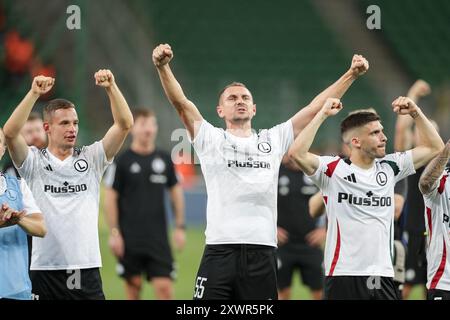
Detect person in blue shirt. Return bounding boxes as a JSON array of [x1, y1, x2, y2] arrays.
[[0, 128, 46, 300]]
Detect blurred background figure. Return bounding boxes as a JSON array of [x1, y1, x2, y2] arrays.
[[103, 109, 185, 300], [3, 112, 47, 177], [277, 155, 326, 300]]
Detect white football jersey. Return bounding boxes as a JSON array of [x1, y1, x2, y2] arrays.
[[190, 119, 294, 247], [17, 141, 111, 270], [308, 151, 415, 277], [422, 167, 450, 291]]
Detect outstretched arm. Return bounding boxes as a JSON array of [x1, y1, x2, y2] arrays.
[[97, 69, 134, 162], [153, 44, 203, 139], [3, 76, 55, 167], [391, 97, 444, 170], [290, 55, 368, 137], [394, 80, 431, 151], [288, 98, 343, 175], [419, 139, 450, 195]]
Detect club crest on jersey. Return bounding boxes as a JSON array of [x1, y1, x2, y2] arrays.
[[152, 158, 166, 174], [376, 172, 388, 186], [258, 142, 272, 153], [130, 162, 141, 174], [74, 159, 88, 173]]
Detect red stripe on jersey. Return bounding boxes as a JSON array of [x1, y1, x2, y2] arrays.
[[430, 237, 447, 289], [426, 207, 433, 243], [325, 159, 341, 178], [328, 220, 341, 276], [323, 196, 328, 205], [438, 175, 448, 194]]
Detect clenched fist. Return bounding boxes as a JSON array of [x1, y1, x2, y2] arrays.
[[152, 44, 173, 67], [349, 54, 369, 78], [94, 69, 115, 88], [408, 79, 431, 99], [31, 76, 55, 95], [321, 98, 343, 117], [392, 96, 420, 117]]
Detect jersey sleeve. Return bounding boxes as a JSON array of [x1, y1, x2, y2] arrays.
[[306, 155, 340, 191], [269, 120, 294, 155], [20, 179, 41, 215], [111, 160, 125, 193], [85, 141, 113, 180], [394, 176, 408, 199], [382, 151, 416, 183], [15, 147, 38, 182], [165, 154, 179, 188], [102, 162, 117, 188], [189, 120, 222, 156]]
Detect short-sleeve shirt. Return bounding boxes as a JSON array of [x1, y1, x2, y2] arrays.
[[16, 142, 111, 270], [422, 166, 450, 291], [308, 151, 415, 277], [104, 149, 178, 254], [190, 119, 294, 247]]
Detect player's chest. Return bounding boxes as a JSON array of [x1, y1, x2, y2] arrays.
[[125, 157, 168, 185], [38, 157, 92, 183]]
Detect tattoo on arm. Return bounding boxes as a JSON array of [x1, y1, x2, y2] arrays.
[[410, 111, 419, 119], [420, 151, 450, 194]]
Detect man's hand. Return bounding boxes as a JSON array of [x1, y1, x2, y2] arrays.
[[408, 79, 431, 100], [108, 229, 124, 258], [392, 96, 420, 117], [320, 98, 343, 117], [31, 76, 55, 95], [277, 227, 289, 246], [349, 54, 369, 78], [94, 69, 115, 88], [173, 227, 186, 252], [305, 227, 327, 248], [0, 203, 26, 227], [152, 44, 173, 67]]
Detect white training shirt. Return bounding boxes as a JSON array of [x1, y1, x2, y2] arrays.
[[16, 141, 111, 270], [422, 167, 450, 291], [190, 119, 294, 247], [308, 151, 415, 277]]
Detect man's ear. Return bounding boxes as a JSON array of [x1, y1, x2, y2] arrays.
[[217, 105, 224, 119], [351, 136, 361, 149], [43, 122, 50, 133]]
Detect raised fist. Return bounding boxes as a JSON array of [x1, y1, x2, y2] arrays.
[[408, 79, 431, 99], [152, 44, 173, 67], [94, 69, 115, 88], [31, 76, 55, 95], [321, 98, 343, 116], [392, 96, 419, 116], [350, 54, 369, 77]]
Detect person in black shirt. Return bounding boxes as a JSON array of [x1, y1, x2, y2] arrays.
[[277, 155, 325, 300], [104, 109, 185, 300]]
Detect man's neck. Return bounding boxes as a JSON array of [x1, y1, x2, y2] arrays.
[[349, 151, 375, 170], [47, 145, 73, 161], [225, 120, 253, 138], [131, 141, 155, 155]]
